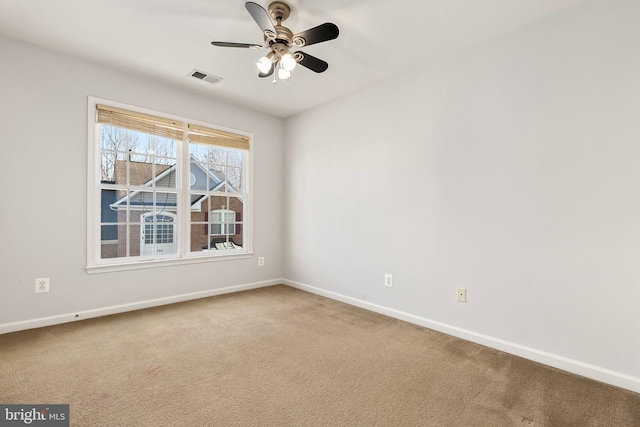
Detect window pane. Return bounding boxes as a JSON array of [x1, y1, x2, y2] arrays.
[[99, 125, 128, 182], [156, 191, 177, 213], [155, 137, 177, 159], [101, 189, 119, 225], [231, 230, 243, 248], [129, 191, 153, 221], [100, 151, 115, 182], [154, 157, 177, 188], [150, 135, 177, 188], [110, 152, 128, 185], [227, 167, 242, 192], [210, 196, 227, 211], [228, 196, 243, 245], [129, 224, 141, 257], [128, 158, 154, 185], [100, 125, 129, 152], [100, 225, 119, 259], [191, 224, 210, 252], [100, 127, 129, 183], [208, 165, 226, 191], [189, 162, 207, 191], [189, 193, 208, 216], [227, 149, 243, 168], [189, 144, 208, 163], [228, 196, 243, 219], [208, 146, 226, 165], [126, 129, 149, 154]]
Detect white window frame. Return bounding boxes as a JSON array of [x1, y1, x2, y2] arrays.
[[86, 97, 253, 273]]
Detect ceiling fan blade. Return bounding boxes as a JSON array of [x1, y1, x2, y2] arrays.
[[211, 41, 263, 49], [295, 52, 329, 73], [293, 23, 339, 47], [245, 2, 276, 36], [259, 61, 275, 78]]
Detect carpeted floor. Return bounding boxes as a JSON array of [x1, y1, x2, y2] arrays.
[[1, 285, 639, 426]]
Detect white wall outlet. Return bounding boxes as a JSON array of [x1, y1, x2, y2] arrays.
[[258, 257, 265, 267], [457, 287, 467, 303], [384, 274, 393, 287], [35, 278, 50, 293]]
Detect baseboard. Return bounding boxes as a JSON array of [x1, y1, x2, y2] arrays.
[[283, 279, 640, 394], [0, 279, 282, 335]]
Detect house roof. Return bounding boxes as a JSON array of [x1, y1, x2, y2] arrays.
[[109, 158, 238, 210], [115, 161, 172, 186]]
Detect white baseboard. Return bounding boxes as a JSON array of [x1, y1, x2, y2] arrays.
[[0, 279, 281, 335], [283, 279, 640, 394]]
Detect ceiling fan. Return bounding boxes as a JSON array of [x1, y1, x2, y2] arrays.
[[211, 1, 339, 82]]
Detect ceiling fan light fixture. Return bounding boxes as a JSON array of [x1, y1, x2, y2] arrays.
[[281, 52, 297, 71], [256, 51, 276, 73], [277, 68, 291, 81], [256, 57, 271, 73]]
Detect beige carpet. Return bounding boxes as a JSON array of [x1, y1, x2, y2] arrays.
[[1, 285, 639, 426]]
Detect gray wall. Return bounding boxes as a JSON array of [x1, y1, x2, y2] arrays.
[[283, 0, 640, 381], [0, 36, 284, 323]]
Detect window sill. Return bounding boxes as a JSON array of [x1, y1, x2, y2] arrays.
[[86, 252, 254, 274]]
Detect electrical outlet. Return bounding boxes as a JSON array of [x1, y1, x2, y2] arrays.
[[35, 278, 50, 293], [258, 257, 265, 267], [457, 287, 467, 303], [385, 274, 393, 287]]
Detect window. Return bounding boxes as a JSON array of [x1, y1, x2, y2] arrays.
[[87, 98, 251, 271], [210, 209, 236, 236]]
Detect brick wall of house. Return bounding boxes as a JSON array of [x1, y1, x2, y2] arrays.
[[101, 242, 118, 259]]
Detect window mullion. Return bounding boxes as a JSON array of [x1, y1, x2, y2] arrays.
[[178, 123, 190, 258]]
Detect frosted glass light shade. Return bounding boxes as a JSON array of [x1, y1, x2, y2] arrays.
[[281, 53, 296, 71], [278, 68, 291, 80], [256, 56, 272, 73]]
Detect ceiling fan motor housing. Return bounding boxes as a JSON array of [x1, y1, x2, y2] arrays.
[[268, 1, 291, 22], [267, 25, 293, 46]]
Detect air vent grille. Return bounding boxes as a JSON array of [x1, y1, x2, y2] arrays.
[[189, 69, 223, 85]]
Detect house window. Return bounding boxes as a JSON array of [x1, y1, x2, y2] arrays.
[[210, 209, 236, 236], [88, 98, 251, 271]]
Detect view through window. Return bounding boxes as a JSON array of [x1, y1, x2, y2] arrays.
[[90, 101, 250, 268]]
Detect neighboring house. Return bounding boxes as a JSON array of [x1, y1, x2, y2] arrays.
[[100, 157, 243, 258]]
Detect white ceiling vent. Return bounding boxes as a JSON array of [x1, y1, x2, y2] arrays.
[[189, 69, 222, 85]]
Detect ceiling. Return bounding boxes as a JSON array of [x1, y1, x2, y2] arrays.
[[0, 0, 589, 118]]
